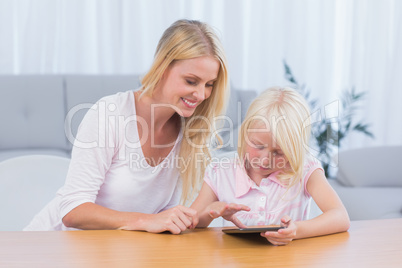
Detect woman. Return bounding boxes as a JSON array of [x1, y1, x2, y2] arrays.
[[24, 19, 229, 234]]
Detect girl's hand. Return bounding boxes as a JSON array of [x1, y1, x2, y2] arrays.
[[141, 205, 198, 234], [208, 202, 250, 228], [260, 215, 297, 246]]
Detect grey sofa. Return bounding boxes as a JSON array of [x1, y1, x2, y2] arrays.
[[309, 146, 402, 221], [329, 146, 402, 220], [0, 75, 257, 162], [0, 75, 138, 161]]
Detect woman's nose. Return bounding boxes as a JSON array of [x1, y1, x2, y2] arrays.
[[192, 86, 206, 101]]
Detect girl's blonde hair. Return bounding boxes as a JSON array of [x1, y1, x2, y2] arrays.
[[238, 87, 311, 187], [141, 19, 229, 204]]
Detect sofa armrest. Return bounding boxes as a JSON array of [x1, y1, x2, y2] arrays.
[[329, 179, 402, 220]]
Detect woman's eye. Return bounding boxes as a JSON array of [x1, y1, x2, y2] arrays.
[[206, 83, 214, 88], [186, 80, 196, 85]]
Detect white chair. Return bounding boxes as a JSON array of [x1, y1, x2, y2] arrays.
[[0, 155, 70, 231]]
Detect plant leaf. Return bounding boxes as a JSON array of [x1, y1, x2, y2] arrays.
[[283, 60, 298, 85], [353, 124, 375, 138]]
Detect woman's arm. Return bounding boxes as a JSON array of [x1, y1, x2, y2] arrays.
[[62, 202, 198, 234]]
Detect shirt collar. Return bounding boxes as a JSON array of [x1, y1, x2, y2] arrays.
[[235, 162, 253, 198], [235, 165, 286, 197], [266, 171, 286, 188]]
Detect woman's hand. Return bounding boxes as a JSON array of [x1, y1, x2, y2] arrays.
[[208, 202, 250, 228], [260, 215, 297, 246], [139, 205, 199, 234]]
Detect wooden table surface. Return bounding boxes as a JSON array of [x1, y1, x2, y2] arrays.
[[1, 218, 401, 267]]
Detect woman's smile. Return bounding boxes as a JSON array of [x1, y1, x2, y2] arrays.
[[181, 97, 198, 108]]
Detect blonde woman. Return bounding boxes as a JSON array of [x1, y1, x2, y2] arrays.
[[24, 19, 229, 234], [191, 87, 350, 245]]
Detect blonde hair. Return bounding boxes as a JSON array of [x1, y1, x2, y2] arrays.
[[238, 87, 311, 188], [141, 20, 229, 204]]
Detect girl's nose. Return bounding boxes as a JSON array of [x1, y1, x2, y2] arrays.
[[261, 155, 272, 167]]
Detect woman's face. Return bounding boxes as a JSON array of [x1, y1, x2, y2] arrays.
[[154, 56, 220, 117]]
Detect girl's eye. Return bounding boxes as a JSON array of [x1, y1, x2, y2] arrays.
[[206, 83, 214, 88], [250, 140, 266, 149]]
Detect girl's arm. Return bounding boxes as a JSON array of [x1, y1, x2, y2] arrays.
[[62, 202, 198, 234], [191, 182, 250, 227], [262, 169, 350, 244], [190, 182, 220, 227], [295, 168, 350, 239]]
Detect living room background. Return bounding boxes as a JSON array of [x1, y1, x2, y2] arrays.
[[0, 0, 401, 149]]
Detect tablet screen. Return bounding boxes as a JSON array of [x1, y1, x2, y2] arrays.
[[222, 226, 284, 234]]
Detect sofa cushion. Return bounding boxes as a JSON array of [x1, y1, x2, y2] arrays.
[[64, 75, 141, 147], [329, 179, 402, 220], [218, 88, 257, 152], [336, 146, 402, 187], [0, 75, 68, 151], [0, 149, 70, 163]]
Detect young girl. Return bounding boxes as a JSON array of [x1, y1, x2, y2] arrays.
[[191, 87, 350, 245]]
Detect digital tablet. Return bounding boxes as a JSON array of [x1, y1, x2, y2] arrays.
[[222, 226, 285, 234]]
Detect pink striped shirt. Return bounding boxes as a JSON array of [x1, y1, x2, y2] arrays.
[[205, 154, 323, 227]]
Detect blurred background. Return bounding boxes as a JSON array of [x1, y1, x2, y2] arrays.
[[1, 0, 401, 149]]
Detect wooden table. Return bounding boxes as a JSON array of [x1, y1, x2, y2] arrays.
[[1, 218, 401, 267]]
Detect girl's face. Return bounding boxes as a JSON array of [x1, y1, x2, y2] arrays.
[[244, 124, 290, 181], [154, 56, 220, 117]]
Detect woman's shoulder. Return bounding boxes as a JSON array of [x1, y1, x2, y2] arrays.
[[98, 89, 135, 105], [93, 89, 136, 115], [78, 90, 136, 130]]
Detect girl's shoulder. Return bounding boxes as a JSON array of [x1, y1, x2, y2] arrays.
[[302, 153, 324, 183], [208, 157, 237, 172], [205, 153, 240, 178], [303, 153, 322, 170], [204, 154, 247, 192]]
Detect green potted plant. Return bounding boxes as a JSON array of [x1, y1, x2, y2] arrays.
[[283, 61, 374, 178]]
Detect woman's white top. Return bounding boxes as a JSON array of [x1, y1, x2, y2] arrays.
[[24, 90, 183, 231]]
